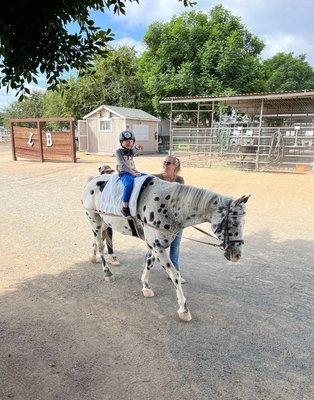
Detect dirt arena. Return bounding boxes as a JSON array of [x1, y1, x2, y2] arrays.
[[1, 143, 313, 400]]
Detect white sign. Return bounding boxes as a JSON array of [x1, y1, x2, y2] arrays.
[[46, 132, 53, 147], [27, 132, 34, 147], [132, 124, 149, 141]]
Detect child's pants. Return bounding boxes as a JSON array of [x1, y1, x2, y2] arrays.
[[119, 172, 135, 203]]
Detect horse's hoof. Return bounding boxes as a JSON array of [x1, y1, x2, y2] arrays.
[[142, 288, 155, 298], [105, 275, 115, 282], [89, 255, 97, 264], [178, 311, 192, 322]]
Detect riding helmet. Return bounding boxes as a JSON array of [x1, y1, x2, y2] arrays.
[[119, 130, 135, 143]]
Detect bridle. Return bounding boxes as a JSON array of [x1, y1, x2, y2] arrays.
[[188, 202, 244, 251], [214, 202, 245, 250]]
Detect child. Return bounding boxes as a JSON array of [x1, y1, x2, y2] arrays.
[[116, 130, 143, 217]]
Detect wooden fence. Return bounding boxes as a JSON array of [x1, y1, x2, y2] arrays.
[[10, 118, 76, 162]]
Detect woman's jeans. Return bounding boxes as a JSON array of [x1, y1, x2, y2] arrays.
[[106, 227, 113, 255], [145, 230, 183, 271], [169, 230, 183, 270]]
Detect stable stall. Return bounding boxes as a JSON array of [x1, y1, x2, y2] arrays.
[[161, 90, 314, 171]]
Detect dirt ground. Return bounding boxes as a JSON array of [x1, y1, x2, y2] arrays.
[[0, 143, 313, 400]]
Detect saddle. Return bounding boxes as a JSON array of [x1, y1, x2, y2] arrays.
[[97, 174, 154, 238]]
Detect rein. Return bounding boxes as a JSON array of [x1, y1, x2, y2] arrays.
[[183, 226, 222, 248]]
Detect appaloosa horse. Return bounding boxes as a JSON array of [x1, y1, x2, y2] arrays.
[[82, 175, 249, 321]]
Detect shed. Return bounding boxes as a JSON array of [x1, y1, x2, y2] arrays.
[[78, 105, 160, 154]]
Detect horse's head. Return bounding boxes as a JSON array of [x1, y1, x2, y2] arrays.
[[211, 195, 250, 262]]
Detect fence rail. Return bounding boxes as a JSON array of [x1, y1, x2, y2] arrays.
[[171, 126, 314, 171]]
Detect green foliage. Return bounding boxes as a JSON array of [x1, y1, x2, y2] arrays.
[[57, 46, 151, 119], [1, 46, 152, 123], [262, 53, 314, 91], [138, 5, 265, 115], [0, 0, 192, 97], [1, 91, 45, 127]]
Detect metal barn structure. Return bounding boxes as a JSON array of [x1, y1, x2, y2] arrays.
[[160, 91, 314, 171]]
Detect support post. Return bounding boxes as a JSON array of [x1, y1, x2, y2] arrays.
[[10, 121, 17, 160], [70, 119, 77, 163], [255, 98, 264, 171], [37, 120, 44, 162], [209, 100, 215, 167], [169, 102, 173, 155]]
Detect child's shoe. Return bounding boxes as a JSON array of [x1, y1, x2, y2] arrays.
[[121, 206, 131, 217]]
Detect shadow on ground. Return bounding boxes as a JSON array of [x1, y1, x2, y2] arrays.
[[0, 230, 313, 400]]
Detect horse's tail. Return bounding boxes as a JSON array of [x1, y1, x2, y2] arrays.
[[86, 175, 96, 183]]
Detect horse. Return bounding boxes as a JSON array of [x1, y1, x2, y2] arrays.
[[82, 175, 249, 322]]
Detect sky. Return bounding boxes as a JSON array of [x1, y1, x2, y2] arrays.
[[1, 0, 313, 110]]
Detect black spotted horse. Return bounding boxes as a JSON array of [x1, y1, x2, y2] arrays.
[[82, 175, 249, 321]]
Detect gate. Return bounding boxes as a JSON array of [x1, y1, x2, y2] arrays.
[[171, 126, 314, 171], [10, 118, 76, 162]]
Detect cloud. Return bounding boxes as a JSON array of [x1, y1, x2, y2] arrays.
[[0, 85, 46, 111], [112, 37, 146, 54], [0, 88, 15, 110], [261, 33, 314, 63], [107, 0, 189, 29]]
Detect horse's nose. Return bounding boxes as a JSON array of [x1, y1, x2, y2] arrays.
[[230, 254, 240, 262]]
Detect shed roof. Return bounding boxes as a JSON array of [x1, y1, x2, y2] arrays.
[[161, 90, 314, 115], [83, 105, 160, 121]]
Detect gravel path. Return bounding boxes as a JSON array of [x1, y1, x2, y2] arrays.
[[1, 143, 313, 400]]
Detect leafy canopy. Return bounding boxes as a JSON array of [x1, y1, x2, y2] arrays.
[[0, 0, 194, 99], [138, 5, 265, 115], [262, 53, 314, 92]]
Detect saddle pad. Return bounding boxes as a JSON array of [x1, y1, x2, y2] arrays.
[[97, 173, 151, 217]]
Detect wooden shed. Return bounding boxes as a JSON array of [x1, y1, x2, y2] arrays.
[[78, 105, 160, 154]]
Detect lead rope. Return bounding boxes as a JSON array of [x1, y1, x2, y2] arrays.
[[84, 207, 223, 249]]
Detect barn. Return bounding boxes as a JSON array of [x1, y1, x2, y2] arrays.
[[78, 105, 160, 154]]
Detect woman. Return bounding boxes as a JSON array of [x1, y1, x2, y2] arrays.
[[147, 156, 186, 283]]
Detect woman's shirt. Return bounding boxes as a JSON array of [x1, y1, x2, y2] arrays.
[[154, 173, 184, 184], [116, 147, 139, 173]]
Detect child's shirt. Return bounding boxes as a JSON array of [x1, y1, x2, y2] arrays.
[[116, 147, 139, 174]]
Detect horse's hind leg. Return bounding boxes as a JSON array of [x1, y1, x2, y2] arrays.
[[86, 211, 114, 282], [141, 251, 156, 298]]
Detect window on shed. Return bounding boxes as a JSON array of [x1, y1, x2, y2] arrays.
[[99, 119, 112, 132]]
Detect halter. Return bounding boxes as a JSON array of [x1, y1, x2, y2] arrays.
[[214, 202, 244, 250]]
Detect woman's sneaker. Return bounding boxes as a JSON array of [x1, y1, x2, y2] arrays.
[[107, 255, 120, 266]]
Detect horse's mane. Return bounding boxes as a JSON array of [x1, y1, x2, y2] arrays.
[[170, 183, 233, 214]]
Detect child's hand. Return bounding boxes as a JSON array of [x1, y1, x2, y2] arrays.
[[135, 144, 143, 151]]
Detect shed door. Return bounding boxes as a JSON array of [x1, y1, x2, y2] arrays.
[[87, 119, 99, 153]]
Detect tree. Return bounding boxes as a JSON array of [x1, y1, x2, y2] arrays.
[[49, 45, 151, 120], [1, 91, 45, 127], [262, 53, 314, 92], [0, 0, 194, 98], [138, 6, 265, 116], [2, 46, 152, 122]]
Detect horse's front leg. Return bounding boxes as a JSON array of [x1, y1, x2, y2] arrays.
[[87, 211, 114, 282], [141, 251, 156, 298], [153, 247, 191, 322]]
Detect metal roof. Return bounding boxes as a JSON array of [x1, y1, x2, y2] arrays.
[[161, 90, 314, 115], [83, 105, 160, 121]]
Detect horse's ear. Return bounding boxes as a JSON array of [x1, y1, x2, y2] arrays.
[[233, 195, 251, 206]]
